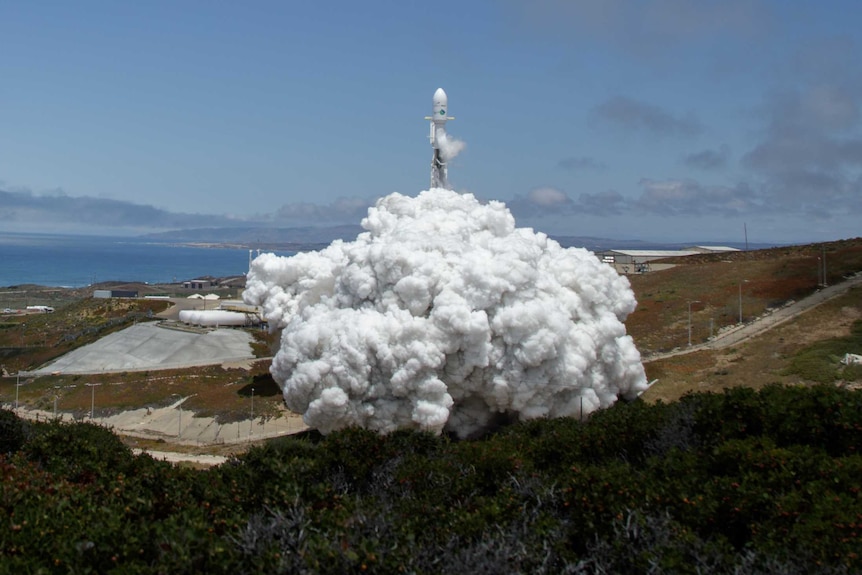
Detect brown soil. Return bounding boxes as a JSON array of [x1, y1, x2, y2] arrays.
[[640, 285, 862, 404], [625, 238, 862, 355]]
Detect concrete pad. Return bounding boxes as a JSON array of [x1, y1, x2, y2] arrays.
[[30, 321, 255, 375]]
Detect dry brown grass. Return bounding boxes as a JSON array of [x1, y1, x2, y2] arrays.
[[3, 360, 286, 424], [626, 238, 862, 355], [640, 285, 862, 403], [629, 238, 862, 403]]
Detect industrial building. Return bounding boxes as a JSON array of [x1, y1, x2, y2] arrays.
[[182, 278, 219, 290], [597, 246, 740, 273]]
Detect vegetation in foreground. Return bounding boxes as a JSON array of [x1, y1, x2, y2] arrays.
[[2, 384, 861, 574]]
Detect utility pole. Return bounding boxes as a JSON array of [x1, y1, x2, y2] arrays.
[[86, 383, 101, 420], [688, 300, 700, 346], [822, 246, 828, 287], [250, 387, 255, 438]]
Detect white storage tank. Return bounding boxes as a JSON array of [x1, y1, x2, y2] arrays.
[[178, 309, 258, 327]]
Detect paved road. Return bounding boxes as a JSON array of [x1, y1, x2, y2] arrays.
[[644, 272, 862, 363]]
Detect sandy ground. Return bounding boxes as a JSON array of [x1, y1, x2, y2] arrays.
[[7, 399, 309, 466], [132, 449, 229, 467]]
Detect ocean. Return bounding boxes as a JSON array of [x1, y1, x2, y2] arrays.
[[0, 232, 295, 288]]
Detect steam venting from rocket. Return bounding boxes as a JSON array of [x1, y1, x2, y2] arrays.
[[244, 189, 647, 438], [435, 131, 465, 163]]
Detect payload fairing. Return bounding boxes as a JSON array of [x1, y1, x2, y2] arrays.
[[425, 87, 454, 189]]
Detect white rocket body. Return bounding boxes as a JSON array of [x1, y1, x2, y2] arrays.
[[425, 87, 454, 189]]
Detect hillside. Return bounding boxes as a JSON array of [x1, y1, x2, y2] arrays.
[[2, 238, 862, 435], [1, 239, 862, 572], [623, 237, 862, 403], [2, 384, 861, 573]]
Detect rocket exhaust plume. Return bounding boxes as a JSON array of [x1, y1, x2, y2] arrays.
[[245, 189, 648, 438]]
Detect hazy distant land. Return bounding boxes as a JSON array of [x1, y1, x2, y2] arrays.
[[143, 225, 777, 253]]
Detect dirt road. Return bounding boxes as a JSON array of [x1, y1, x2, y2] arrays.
[[132, 449, 228, 467]]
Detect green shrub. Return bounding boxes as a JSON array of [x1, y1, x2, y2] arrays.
[[4, 386, 862, 573], [22, 419, 135, 482], [785, 320, 862, 383], [0, 409, 29, 455]]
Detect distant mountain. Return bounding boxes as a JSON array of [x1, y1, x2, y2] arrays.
[[142, 227, 778, 253], [142, 226, 365, 251], [550, 236, 778, 252]]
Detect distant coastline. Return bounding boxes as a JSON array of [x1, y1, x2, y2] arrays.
[[0, 233, 282, 288], [141, 225, 779, 253]]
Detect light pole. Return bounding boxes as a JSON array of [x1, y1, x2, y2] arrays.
[[822, 247, 827, 287], [86, 383, 101, 420], [688, 300, 700, 346], [250, 387, 255, 438], [817, 256, 822, 286], [14, 372, 20, 411], [738, 280, 749, 323]]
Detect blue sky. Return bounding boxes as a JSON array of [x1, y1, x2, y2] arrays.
[[2, 0, 861, 244]]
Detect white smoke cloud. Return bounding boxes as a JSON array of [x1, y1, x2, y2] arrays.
[[244, 189, 647, 437], [436, 131, 466, 162]]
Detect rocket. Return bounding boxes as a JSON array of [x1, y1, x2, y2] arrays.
[[425, 87, 454, 189]]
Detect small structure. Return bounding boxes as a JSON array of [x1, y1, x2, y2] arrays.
[[597, 246, 741, 267], [685, 246, 741, 254], [597, 249, 701, 266], [183, 278, 218, 290], [93, 289, 139, 299]]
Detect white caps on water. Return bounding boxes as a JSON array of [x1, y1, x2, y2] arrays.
[[244, 189, 647, 437]]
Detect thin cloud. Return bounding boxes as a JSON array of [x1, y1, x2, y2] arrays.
[[592, 96, 703, 137], [683, 145, 730, 170], [508, 179, 764, 220], [270, 196, 374, 225], [507, 0, 766, 53], [740, 39, 862, 218], [634, 178, 762, 217], [0, 188, 245, 230], [507, 187, 575, 217], [574, 190, 626, 216], [558, 156, 607, 171]]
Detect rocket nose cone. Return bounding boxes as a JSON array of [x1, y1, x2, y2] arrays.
[[433, 87, 448, 106]]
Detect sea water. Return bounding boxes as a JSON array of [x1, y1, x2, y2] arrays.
[[0, 232, 294, 288]]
